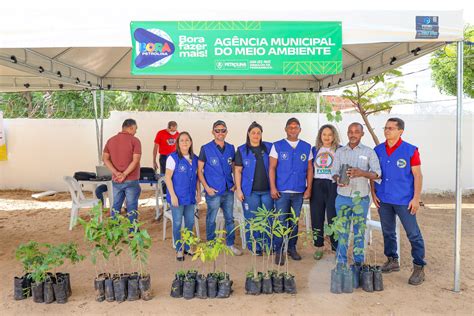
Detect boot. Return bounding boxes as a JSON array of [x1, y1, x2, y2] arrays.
[[288, 249, 302, 261], [275, 251, 285, 266], [408, 264, 425, 285], [381, 257, 400, 273]]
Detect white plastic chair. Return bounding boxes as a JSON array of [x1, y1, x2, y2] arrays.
[[301, 200, 312, 234], [216, 194, 246, 246], [162, 206, 201, 247], [63, 176, 100, 230], [155, 177, 168, 220], [365, 207, 401, 261]]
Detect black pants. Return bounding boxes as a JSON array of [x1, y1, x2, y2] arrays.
[[309, 178, 338, 250], [159, 154, 168, 193]]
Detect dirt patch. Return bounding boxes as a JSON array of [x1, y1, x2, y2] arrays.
[[0, 190, 473, 315]]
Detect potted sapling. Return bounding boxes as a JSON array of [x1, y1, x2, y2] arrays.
[[15, 241, 84, 304], [128, 220, 153, 301], [171, 228, 200, 299], [14, 241, 42, 301], [44, 242, 84, 303], [193, 231, 234, 299], [325, 191, 368, 294], [244, 216, 264, 295], [273, 208, 300, 294], [108, 213, 132, 303], [78, 205, 113, 302]]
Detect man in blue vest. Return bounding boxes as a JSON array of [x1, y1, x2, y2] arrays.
[[269, 117, 313, 265], [372, 117, 425, 285], [198, 120, 242, 256]]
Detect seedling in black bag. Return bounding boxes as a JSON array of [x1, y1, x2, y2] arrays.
[[325, 191, 367, 294]]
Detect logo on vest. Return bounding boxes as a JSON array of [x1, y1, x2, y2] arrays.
[[243, 159, 250, 167], [227, 157, 233, 165], [300, 153, 307, 161], [397, 159, 407, 168], [178, 164, 187, 172], [281, 152, 289, 160], [210, 157, 219, 166]]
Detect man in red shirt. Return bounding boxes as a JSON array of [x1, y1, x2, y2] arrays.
[[103, 119, 142, 223], [372, 117, 425, 286], [153, 121, 179, 174]]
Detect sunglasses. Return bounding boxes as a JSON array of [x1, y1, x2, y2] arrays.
[[214, 128, 227, 134]]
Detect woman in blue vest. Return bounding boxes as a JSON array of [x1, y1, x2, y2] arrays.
[[235, 121, 274, 254], [165, 131, 201, 261], [309, 124, 341, 260]]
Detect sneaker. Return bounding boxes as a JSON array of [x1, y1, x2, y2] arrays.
[[184, 250, 195, 257], [313, 247, 324, 260], [229, 245, 242, 256], [288, 249, 302, 261], [408, 264, 425, 285], [176, 249, 185, 262], [275, 251, 285, 266], [381, 257, 400, 273]]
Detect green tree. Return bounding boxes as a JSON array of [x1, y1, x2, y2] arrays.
[[341, 70, 408, 145], [430, 25, 474, 98]]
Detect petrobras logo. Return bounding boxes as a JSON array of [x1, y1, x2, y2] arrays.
[[300, 153, 307, 161], [134, 28, 175, 69]]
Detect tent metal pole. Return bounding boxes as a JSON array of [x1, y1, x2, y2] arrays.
[[92, 90, 101, 165], [454, 40, 463, 293], [316, 92, 321, 132], [100, 90, 104, 163]]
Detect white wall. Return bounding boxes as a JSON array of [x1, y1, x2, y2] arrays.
[[0, 111, 472, 193]]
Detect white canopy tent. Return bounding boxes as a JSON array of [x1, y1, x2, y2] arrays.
[[0, 9, 464, 93], [0, 7, 465, 291]]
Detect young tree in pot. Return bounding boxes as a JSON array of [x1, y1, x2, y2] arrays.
[[244, 216, 263, 295], [14, 241, 43, 300], [325, 191, 367, 294], [128, 220, 153, 301], [193, 231, 234, 299], [78, 205, 112, 302], [272, 208, 300, 294], [107, 213, 132, 303], [44, 242, 84, 304], [171, 228, 200, 299]]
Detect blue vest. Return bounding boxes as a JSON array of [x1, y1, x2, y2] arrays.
[[374, 141, 417, 205], [274, 139, 311, 192], [238, 141, 272, 196], [202, 141, 235, 195], [166, 153, 198, 206]]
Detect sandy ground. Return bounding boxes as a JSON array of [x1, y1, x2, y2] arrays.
[[0, 190, 473, 315]]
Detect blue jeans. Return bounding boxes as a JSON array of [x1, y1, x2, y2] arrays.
[[95, 184, 108, 206], [171, 204, 196, 252], [378, 202, 426, 266], [111, 180, 141, 224], [206, 190, 235, 246], [274, 192, 304, 252], [335, 195, 370, 264], [242, 191, 274, 253]]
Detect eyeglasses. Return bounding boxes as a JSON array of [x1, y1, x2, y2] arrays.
[[383, 127, 399, 131], [214, 128, 227, 134]]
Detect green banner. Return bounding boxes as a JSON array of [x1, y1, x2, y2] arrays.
[[130, 21, 342, 76]]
